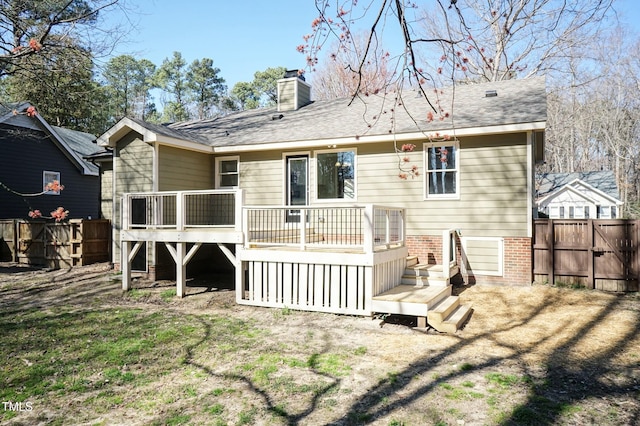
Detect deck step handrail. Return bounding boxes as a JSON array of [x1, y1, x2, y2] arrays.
[[122, 189, 243, 231], [442, 228, 459, 279], [243, 204, 404, 253]]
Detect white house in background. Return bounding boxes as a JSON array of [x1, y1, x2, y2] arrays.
[[536, 171, 624, 219]]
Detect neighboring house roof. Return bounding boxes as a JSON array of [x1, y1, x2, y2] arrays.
[[0, 102, 99, 175], [98, 77, 547, 152], [536, 171, 621, 202], [51, 126, 99, 174]]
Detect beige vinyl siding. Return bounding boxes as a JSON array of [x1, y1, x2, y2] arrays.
[[114, 132, 153, 263], [100, 162, 113, 221], [462, 238, 502, 274], [238, 151, 283, 205], [158, 145, 213, 191], [115, 133, 153, 194], [356, 133, 530, 238]]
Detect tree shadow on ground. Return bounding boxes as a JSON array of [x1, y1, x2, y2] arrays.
[[331, 291, 640, 425]]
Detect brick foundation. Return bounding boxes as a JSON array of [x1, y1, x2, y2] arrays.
[[113, 263, 157, 281], [406, 235, 532, 286]]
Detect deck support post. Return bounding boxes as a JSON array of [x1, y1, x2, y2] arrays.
[[122, 240, 131, 291], [121, 240, 143, 292], [176, 242, 187, 298], [235, 245, 245, 304]]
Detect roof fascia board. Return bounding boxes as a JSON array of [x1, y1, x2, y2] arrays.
[[537, 184, 599, 205], [97, 117, 211, 153], [155, 137, 213, 153], [97, 117, 155, 147], [568, 178, 623, 205], [212, 121, 546, 154]]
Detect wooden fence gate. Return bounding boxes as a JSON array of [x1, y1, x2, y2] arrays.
[[533, 219, 639, 292], [0, 219, 110, 268]]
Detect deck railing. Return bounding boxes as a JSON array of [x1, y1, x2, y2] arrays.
[[243, 205, 405, 253], [122, 189, 243, 231]]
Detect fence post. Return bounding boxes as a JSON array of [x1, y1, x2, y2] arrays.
[[547, 220, 555, 285], [587, 219, 595, 289]]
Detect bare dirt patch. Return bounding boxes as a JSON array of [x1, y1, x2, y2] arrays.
[[1, 262, 639, 425]]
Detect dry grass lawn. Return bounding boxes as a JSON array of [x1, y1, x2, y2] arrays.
[[0, 262, 638, 425]]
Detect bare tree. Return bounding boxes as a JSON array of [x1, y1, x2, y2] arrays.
[[421, 0, 615, 82], [543, 26, 640, 216], [312, 32, 395, 100]]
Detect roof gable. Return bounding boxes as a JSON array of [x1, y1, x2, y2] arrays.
[[0, 102, 98, 176], [537, 171, 621, 201]]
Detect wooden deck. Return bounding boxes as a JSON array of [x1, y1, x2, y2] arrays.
[[371, 284, 452, 317]]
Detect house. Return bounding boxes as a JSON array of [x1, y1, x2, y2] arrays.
[[536, 171, 623, 219], [0, 102, 101, 220], [97, 74, 546, 330]]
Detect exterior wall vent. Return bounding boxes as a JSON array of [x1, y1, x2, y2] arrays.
[[485, 90, 498, 97]]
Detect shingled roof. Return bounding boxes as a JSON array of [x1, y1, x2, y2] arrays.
[[536, 171, 621, 201], [98, 77, 546, 152], [166, 76, 546, 148]]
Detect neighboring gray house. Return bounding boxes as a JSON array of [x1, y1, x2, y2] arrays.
[[0, 102, 101, 219], [536, 171, 623, 219]]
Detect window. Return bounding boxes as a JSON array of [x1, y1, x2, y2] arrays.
[[315, 149, 355, 200], [424, 142, 458, 198], [598, 205, 616, 219], [215, 156, 239, 188], [43, 171, 61, 195]]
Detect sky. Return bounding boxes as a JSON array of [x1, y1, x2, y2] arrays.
[[107, 0, 640, 92], [109, 0, 328, 89]]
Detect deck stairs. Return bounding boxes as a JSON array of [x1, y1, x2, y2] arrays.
[[372, 255, 472, 333]]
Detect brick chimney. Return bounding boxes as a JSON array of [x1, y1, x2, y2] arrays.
[[277, 70, 312, 112]]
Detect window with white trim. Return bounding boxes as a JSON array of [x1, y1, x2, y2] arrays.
[[43, 171, 61, 195], [424, 142, 459, 198], [215, 156, 239, 188], [315, 149, 356, 200]]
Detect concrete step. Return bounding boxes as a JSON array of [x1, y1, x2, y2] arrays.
[[428, 295, 460, 324], [430, 304, 473, 334]]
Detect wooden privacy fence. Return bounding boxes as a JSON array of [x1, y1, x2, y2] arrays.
[[533, 219, 639, 292], [0, 219, 110, 268]]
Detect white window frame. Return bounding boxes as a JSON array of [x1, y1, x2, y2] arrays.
[[599, 205, 611, 219], [215, 156, 239, 189], [423, 141, 460, 200], [313, 148, 357, 202], [43, 171, 61, 195]]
